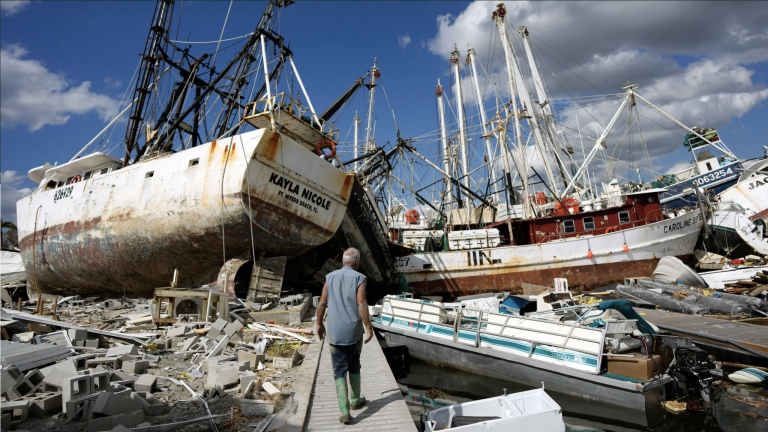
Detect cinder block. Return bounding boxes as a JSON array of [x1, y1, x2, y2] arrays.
[[92, 392, 141, 417], [65, 393, 99, 418], [239, 371, 258, 392], [207, 318, 228, 338], [86, 357, 120, 369], [237, 350, 265, 368], [105, 344, 138, 357], [24, 369, 45, 388], [43, 360, 79, 388], [110, 370, 139, 384], [239, 381, 274, 417], [6, 369, 44, 400], [90, 371, 111, 393], [166, 326, 190, 338], [68, 328, 89, 341], [69, 353, 99, 370], [85, 339, 100, 348], [121, 360, 149, 375], [206, 365, 239, 389], [27, 392, 63, 418], [201, 355, 236, 373], [273, 352, 297, 369], [0, 399, 29, 424], [111, 384, 132, 397], [134, 375, 156, 392], [1, 364, 23, 394], [129, 392, 167, 416], [11, 331, 35, 343], [62, 375, 92, 405], [179, 336, 201, 351], [223, 320, 243, 337]]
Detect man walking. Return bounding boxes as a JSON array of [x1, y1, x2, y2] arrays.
[[316, 248, 374, 424]]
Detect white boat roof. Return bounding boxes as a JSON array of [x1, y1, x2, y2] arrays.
[[28, 162, 54, 183], [43, 153, 122, 177], [626, 188, 667, 196]]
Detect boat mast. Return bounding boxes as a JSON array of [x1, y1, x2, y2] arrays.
[[450, 48, 471, 196], [494, 4, 560, 198], [436, 80, 454, 211], [364, 59, 379, 154], [467, 45, 501, 206], [353, 112, 360, 171], [123, 0, 175, 167], [493, 5, 532, 218], [519, 26, 575, 188]]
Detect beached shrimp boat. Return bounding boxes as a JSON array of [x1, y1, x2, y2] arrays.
[[14, 1, 361, 296]]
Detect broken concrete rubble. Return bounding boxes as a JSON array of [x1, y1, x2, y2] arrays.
[[1, 288, 316, 432]]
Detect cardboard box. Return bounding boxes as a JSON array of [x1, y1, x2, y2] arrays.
[[607, 353, 660, 381]]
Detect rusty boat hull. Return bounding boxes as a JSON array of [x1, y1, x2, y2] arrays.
[[16, 130, 354, 296], [397, 211, 704, 298]]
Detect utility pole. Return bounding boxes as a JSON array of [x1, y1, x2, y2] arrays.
[[467, 45, 501, 205], [436, 80, 453, 210], [494, 4, 560, 197]]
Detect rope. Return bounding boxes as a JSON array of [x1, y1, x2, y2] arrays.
[[168, 32, 252, 45], [239, 133, 257, 264]]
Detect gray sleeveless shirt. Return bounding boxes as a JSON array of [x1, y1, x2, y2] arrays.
[[325, 266, 366, 346]]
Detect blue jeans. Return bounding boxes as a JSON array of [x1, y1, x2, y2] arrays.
[[329, 338, 363, 380]]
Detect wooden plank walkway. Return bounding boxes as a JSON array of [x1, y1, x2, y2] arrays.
[[305, 338, 416, 431], [640, 308, 768, 356]]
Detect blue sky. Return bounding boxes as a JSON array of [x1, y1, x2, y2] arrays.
[[3, 1, 768, 222]]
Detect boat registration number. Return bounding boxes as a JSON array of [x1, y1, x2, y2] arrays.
[[53, 185, 73, 203], [747, 176, 768, 190], [694, 167, 733, 186]]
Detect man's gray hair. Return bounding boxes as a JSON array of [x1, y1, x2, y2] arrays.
[[342, 248, 361, 265]]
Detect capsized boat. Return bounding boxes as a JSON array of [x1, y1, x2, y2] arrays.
[[421, 388, 564, 432], [706, 157, 768, 257]]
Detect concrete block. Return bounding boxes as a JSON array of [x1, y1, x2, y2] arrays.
[[239, 371, 258, 392], [62, 375, 92, 405], [92, 392, 141, 417], [27, 392, 63, 418], [272, 351, 298, 369], [1, 364, 23, 394], [206, 365, 239, 389], [68, 353, 99, 370], [87, 415, 113, 432], [110, 370, 139, 384], [85, 339, 100, 348], [166, 326, 190, 338], [134, 375, 156, 392], [5, 369, 43, 400], [121, 360, 149, 375], [129, 392, 167, 416], [105, 344, 138, 357], [68, 328, 89, 341], [207, 318, 228, 338], [243, 333, 257, 344], [223, 320, 243, 338], [91, 371, 111, 393], [239, 380, 274, 417], [237, 350, 265, 368], [11, 331, 35, 343], [41, 360, 79, 390], [0, 399, 29, 424], [201, 355, 235, 373], [64, 393, 99, 417], [86, 357, 120, 369], [179, 336, 201, 351], [229, 332, 243, 343]]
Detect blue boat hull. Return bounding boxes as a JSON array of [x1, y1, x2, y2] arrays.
[[661, 161, 741, 208]]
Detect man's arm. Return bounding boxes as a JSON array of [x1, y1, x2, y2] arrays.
[[357, 280, 373, 343], [316, 283, 328, 340]]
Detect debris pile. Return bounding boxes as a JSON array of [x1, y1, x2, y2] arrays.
[[1, 288, 316, 432]]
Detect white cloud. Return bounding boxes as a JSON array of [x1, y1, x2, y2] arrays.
[[425, 1, 768, 182], [103, 77, 122, 89], [665, 161, 692, 175], [0, 44, 119, 131], [1, 1, 30, 16], [1, 170, 33, 223], [398, 33, 412, 49]]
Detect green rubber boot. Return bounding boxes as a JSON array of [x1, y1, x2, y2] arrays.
[[335, 377, 351, 423], [349, 373, 366, 409]]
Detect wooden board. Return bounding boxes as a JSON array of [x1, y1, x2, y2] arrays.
[[247, 256, 287, 300]]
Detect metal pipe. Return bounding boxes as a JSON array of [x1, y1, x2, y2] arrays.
[[288, 55, 319, 128], [467, 46, 501, 205], [436, 80, 453, 208], [71, 99, 137, 162]]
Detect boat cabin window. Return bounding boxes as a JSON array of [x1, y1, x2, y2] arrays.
[[66, 176, 74, 184], [84, 171, 92, 180], [57, 181, 64, 188], [45, 181, 57, 190], [583, 217, 594, 231], [189, 158, 199, 167], [100, 168, 109, 175], [619, 211, 631, 224], [146, 171, 154, 178], [563, 220, 576, 234], [648, 196, 655, 203], [706, 162, 712, 171]]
